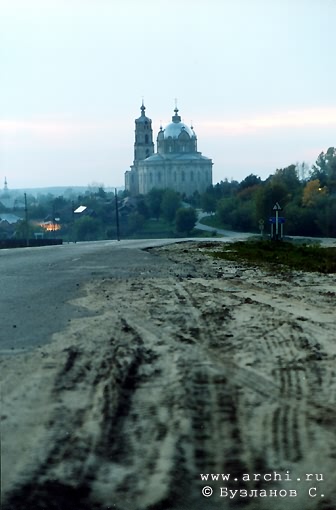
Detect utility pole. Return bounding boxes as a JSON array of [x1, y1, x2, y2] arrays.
[[71, 201, 76, 243], [24, 193, 29, 246], [115, 188, 120, 241], [52, 202, 56, 239]]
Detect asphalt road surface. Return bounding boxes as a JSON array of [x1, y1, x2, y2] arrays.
[[1, 230, 332, 355], [0, 239, 189, 353], [2, 237, 246, 354]]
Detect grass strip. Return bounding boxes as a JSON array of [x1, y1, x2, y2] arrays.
[[207, 240, 336, 273]]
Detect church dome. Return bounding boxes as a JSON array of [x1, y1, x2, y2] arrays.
[[135, 102, 151, 123], [163, 107, 196, 139]]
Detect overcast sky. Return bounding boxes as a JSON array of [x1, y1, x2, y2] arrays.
[[1, 0, 336, 190]]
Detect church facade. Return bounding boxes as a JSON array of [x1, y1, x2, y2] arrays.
[[125, 104, 213, 196]]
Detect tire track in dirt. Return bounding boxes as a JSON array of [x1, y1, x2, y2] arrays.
[[2, 242, 336, 510]]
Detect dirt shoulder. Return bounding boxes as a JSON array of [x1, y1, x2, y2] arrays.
[[1, 242, 336, 510]]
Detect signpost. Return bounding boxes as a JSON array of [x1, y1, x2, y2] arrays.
[[271, 202, 283, 240]]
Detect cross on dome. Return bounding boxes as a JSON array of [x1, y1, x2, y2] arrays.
[[140, 99, 146, 116]]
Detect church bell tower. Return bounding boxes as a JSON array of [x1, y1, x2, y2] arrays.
[[133, 101, 154, 163]]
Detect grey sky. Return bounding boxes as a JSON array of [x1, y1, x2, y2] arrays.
[[1, 0, 336, 189]]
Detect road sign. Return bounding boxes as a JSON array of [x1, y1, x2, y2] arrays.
[[273, 202, 282, 211], [269, 216, 285, 224]]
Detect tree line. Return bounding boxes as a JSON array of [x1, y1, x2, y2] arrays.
[[1, 186, 198, 241], [1, 147, 335, 240], [197, 147, 336, 237]]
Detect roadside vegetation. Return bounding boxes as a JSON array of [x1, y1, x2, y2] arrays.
[[207, 239, 336, 273], [1, 146, 335, 242], [0, 186, 204, 242], [197, 147, 336, 238]]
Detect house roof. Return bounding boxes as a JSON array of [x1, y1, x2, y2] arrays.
[[0, 213, 22, 224]]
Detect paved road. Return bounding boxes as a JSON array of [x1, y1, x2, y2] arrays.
[[2, 237, 249, 354], [0, 228, 261, 355], [0, 239, 189, 354], [195, 220, 254, 238], [3, 227, 333, 355]]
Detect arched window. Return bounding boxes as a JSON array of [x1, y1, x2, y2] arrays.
[[145, 134, 149, 144]]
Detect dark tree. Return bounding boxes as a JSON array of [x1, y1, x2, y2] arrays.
[[201, 192, 217, 213], [146, 188, 165, 219], [310, 148, 336, 187], [238, 174, 261, 191], [175, 207, 197, 234], [160, 189, 181, 223]]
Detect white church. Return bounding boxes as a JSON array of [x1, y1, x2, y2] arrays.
[[125, 103, 213, 196]]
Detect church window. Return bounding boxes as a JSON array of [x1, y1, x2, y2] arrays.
[[190, 171, 194, 181], [146, 149, 150, 157], [169, 145, 172, 152], [182, 171, 185, 182], [145, 134, 149, 144]]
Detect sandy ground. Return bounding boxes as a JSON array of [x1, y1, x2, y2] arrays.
[[1, 241, 336, 510]]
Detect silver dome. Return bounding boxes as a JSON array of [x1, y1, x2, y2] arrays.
[[163, 122, 195, 139]]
